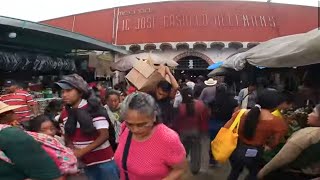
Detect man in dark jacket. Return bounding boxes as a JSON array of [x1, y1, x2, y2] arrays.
[[193, 76, 206, 99]]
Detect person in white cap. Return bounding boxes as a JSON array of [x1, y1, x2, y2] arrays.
[[199, 78, 218, 105]]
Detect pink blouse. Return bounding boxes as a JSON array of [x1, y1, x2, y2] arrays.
[[114, 124, 186, 180]]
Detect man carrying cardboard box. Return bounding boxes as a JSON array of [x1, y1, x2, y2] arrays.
[[125, 58, 179, 126], [148, 66, 179, 127]]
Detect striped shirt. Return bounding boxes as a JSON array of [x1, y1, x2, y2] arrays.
[[60, 99, 114, 166], [0, 89, 36, 122]]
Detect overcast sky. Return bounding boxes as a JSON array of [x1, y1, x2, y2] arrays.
[[1, 0, 317, 22]]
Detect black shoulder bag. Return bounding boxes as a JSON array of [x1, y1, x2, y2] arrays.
[[122, 130, 133, 180]]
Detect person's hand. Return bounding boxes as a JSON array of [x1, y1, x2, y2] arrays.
[[158, 64, 166, 70], [257, 170, 265, 179], [165, 66, 171, 74], [73, 148, 85, 158]]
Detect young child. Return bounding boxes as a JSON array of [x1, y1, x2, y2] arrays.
[[29, 115, 77, 178], [29, 115, 64, 144], [104, 90, 122, 146]]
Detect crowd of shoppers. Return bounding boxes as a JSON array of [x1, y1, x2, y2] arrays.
[[0, 72, 319, 180]]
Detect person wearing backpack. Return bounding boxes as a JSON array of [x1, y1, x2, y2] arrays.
[[56, 74, 119, 180]]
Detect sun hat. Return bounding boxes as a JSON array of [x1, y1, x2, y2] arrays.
[[204, 78, 218, 86], [0, 101, 22, 115]]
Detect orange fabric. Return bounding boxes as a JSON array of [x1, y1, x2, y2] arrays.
[[224, 110, 288, 148]]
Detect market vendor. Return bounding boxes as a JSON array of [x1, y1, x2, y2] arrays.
[[0, 80, 39, 129]]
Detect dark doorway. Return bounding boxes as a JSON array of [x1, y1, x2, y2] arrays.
[[174, 56, 209, 81]]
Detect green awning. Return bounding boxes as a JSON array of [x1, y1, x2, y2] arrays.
[[0, 16, 128, 54]]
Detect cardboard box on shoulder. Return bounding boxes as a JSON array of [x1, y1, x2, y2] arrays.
[[125, 59, 171, 93]]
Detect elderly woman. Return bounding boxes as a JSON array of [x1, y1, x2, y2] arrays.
[[114, 92, 187, 180], [0, 101, 62, 180], [258, 104, 320, 180]]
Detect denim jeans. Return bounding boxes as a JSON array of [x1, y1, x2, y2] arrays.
[[84, 160, 119, 180], [228, 143, 263, 180]]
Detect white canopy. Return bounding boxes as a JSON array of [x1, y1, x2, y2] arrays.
[[223, 29, 320, 70]]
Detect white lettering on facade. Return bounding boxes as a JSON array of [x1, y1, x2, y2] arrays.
[[242, 15, 250, 27], [119, 8, 278, 31], [260, 16, 267, 27]]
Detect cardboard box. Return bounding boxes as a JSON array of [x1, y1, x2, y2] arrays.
[[126, 60, 171, 92]]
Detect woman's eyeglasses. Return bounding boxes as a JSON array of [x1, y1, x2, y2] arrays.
[[125, 121, 154, 129]]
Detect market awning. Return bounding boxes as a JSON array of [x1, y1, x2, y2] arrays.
[[222, 29, 320, 70], [0, 16, 128, 54]]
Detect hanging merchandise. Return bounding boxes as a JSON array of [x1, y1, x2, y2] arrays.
[[0, 50, 76, 72]]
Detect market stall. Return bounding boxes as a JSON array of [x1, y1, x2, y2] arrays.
[[220, 29, 320, 130], [0, 16, 128, 111], [222, 29, 320, 70]]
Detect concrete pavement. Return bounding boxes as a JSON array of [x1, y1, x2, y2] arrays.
[[68, 163, 246, 180]]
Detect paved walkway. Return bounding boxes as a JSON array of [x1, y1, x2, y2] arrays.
[[68, 163, 245, 180], [185, 162, 247, 180], [69, 137, 247, 180]]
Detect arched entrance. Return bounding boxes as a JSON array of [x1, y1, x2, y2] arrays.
[[173, 51, 211, 81]]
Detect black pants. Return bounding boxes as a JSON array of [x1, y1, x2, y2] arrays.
[[228, 143, 263, 180], [180, 133, 201, 175]]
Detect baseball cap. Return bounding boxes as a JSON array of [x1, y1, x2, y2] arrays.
[[55, 81, 74, 90], [55, 74, 89, 96], [3, 80, 17, 87]]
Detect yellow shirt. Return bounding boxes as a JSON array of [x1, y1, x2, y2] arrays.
[[272, 109, 283, 119]]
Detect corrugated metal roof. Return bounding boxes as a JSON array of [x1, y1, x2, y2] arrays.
[[0, 16, 128, 54]]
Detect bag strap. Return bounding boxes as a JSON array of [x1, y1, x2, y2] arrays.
[[122, 129, 133, 180], [229, 109, 246, 133]]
